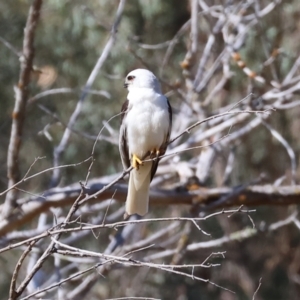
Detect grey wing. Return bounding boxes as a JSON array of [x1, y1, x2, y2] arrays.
[[150, 98, 172, 181], [119, 100, 130, 170], [165, 99, 173, 148]]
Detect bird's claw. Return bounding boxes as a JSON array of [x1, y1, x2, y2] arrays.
[[132, 154, 143, 170], [150, 149, 160, 159]]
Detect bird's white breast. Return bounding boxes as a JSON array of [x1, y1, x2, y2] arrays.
[[125, 88, 169, 158]]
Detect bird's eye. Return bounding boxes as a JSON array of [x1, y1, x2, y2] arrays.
[[127, 75, 135, 81]]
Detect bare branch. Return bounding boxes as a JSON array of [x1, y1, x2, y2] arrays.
[[50, 0, 127, 187], [3, 0, 43, 218], [9, 241, 36, 300]]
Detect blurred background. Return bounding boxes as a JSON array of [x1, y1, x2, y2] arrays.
[[1, 0, 300, 299]]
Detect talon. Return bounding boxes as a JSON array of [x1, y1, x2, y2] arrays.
[[156, 149, 160, 158], [132, 154, 143, 170], [150, 149, 155, 158], [150, 149, 160, 159]]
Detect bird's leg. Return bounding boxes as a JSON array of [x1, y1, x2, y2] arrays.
[[132, 154, 143, 170]]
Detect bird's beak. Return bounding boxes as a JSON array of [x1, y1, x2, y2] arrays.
[[124, 80, 129, 88]]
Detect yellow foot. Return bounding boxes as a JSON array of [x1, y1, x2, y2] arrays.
[[132, 153, 143, 170], [150, 149, 160, 159]]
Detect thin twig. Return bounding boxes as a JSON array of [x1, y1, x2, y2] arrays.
[[252, 278, 262, 300], [169, 108, 274, 144], [50, 0, 126, 188], [3, 0, 43, 218], [9, 240, 36, 300]]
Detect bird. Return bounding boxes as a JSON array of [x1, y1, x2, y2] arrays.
[[119, 69, 172, 217]]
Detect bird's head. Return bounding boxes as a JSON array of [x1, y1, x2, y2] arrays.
[[124, 69, 161, 93]]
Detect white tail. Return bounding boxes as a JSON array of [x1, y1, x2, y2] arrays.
[[125, 162, 152, 216]]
